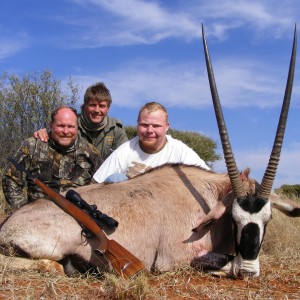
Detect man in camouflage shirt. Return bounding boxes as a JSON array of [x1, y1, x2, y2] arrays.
[[2, 106, 100, 210]]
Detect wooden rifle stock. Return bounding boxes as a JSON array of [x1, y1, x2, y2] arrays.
[[8, 158, 145, 278]]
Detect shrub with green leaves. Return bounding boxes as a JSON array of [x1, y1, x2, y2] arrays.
[[0, 70, 80, 170], [279, 184, 300, 198]]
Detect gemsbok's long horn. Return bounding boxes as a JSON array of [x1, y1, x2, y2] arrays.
[[257, 25, 297, 199], [201, 24, 246, 198]]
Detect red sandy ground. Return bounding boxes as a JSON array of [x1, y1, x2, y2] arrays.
[[0, 264, 299, 299]]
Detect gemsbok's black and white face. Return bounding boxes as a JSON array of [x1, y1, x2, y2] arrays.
[[230, 196, 272, 277]]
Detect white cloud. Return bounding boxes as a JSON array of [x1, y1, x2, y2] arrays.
[[63, 0, 299, 47], [71, 60, 209, 108], [191, 0, 295, 38], [62, 0, 200, 47], [70, 55, 299, 109], [0, 35, 28, 60]]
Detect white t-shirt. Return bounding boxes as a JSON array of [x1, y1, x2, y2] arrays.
[[93, 135, 210, 183]]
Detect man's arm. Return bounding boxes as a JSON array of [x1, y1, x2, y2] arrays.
[[2, 144, 30, 209], [93, 146, 126, 183]]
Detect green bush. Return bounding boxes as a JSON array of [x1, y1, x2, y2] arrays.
[[278, 184, 300, 199], [125, 126, 137, 140]]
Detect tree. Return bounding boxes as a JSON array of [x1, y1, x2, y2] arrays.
[[0, 70, 80, 170], [125, 126, 221, 168]]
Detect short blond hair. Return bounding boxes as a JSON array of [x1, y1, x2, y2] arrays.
[[84, 82, 112, 107], [137, 102, 168, 123]]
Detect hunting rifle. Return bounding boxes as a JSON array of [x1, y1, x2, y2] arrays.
[[8, 158, 145, 278]]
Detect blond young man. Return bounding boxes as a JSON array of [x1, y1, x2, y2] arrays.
[[93, 102, 210, 183]]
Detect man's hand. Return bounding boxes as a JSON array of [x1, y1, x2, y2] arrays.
[[33, 128, 49, 142]]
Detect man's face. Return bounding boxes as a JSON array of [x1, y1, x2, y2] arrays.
[[50, 108, 78, 148], [137, 110, 169, 153], [84, 99, 109, 124]]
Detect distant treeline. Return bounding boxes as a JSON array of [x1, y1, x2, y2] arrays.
[[276, 184, 300, 199]]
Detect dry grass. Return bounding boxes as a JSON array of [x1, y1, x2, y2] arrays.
[[0, 188, 299, 299], [0, 187, 7, 222], [1, 257, 299, 299]]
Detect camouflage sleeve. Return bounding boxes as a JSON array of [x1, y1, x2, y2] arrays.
[[2, 141, 30, 209]]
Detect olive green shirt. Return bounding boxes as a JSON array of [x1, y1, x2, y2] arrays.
[[78, 116, 128, 165], [2, 136, 100, 209]]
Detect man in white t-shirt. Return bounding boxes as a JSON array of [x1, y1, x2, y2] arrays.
[[93, 102, 210, 183]]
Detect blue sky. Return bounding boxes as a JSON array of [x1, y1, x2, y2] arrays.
[[1, 0, 300, 188]]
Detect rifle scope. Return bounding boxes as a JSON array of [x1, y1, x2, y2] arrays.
[[65, 189, 119, 229]]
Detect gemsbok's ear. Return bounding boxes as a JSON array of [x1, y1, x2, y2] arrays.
[[270, 192, 300, 217]]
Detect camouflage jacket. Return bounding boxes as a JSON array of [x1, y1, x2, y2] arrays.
[[78, 116, 128, 165], [2, 136, 100, 209]]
